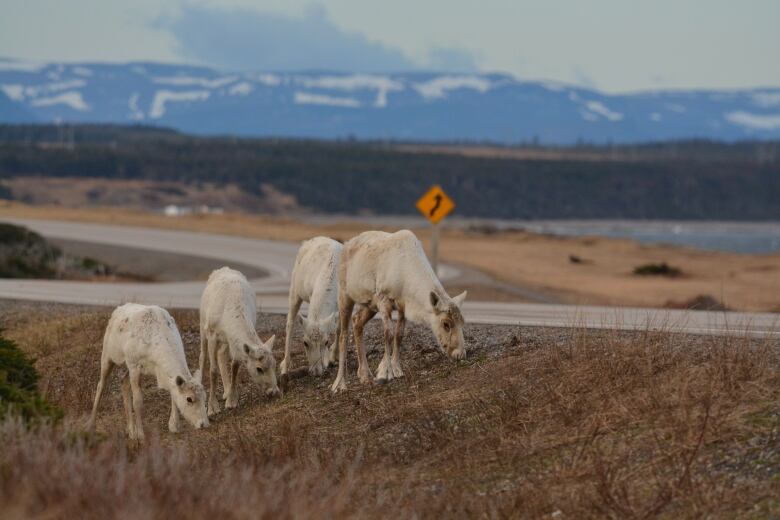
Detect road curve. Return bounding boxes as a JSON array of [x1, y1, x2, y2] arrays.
[[1, 218, 778, 338]]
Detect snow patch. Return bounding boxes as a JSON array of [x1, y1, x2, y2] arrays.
[[298, 74, 403, 108], [414, 75, 492, 100], [1, 84, 25, 101], [153, 75, 237, 89], [299, 74, 402, 92], [23, 79, 86, 98], [31, 91, 90, 111], [725, 111, 780, 130], [583, 101, 623, 122], [228, 82, 253, 96], [752, 92, 780, 108], [248, 73, 281, 86], [128, 93, 144, 120], [294, 91, 361, 108], [149, 90, 210, 118], [71, 66, 93, 77], [374, 89, 391, 108]]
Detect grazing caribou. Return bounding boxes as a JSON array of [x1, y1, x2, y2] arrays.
[[330, 230, 467, 392], [199, 267, 279, 415], [88, 303, 208, 440], [281, 236, 342, 377]]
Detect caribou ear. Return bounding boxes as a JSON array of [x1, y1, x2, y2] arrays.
[[321, 312, 337, 332], [244, 343, 252, 356], [451, 290, 468, 307], [264, 334, 277, 350], [430, 291, 441, 311], [175, 375, 185, 387], [192, 369, 202, 384]]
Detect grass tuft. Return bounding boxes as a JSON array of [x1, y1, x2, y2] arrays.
[[634, 262, 683, 277]]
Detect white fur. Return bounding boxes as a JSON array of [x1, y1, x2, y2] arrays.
[[88, 303, 208, 440], [199, 267, 279, 415], [282, 237, 342, 376], [331, 230, 467, 392]]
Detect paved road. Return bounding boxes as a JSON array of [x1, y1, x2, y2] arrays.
[[1, 218, 778, 338]]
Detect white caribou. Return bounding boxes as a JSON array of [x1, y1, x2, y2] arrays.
[[281, 236, 342, 377], [88, 303, 209, 440], [331, 230, 467, 392], [199, 267, 279, 415]]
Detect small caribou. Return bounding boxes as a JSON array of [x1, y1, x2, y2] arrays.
[[331, 230, 467, 392], [281, 236, 341, 377], [199, 267, 279, 415], [88, 303, 209, 440]]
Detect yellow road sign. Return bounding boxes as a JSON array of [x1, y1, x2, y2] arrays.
[[416, 185, 455, 224]]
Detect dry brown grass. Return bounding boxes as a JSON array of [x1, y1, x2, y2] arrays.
[[0, 418, 362, 520], [2, 202, 780, 311], [394, 143, 634, 162], [1, 176, 300, 213], [2, 300, 780, 518]]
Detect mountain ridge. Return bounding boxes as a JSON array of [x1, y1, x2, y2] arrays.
[[1, 59, 780, 144]]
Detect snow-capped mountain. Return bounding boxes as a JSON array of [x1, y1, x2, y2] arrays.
[[1, 58, 780, 143]]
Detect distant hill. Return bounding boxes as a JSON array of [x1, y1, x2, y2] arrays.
[[1, 59, 780, 144], [0, 89, 37, 123], [1, 124, 779, 220]]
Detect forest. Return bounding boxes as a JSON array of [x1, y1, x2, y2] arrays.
[[1, 124, 779, 219]]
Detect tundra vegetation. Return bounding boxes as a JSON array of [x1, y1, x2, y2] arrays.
[[634, 262, 683, 277], [0, 223, 61, 278], [0, 223, 111, 279], [1, 300, 779, 518]]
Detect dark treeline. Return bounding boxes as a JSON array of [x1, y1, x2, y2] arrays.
[[1, 124, 779, 220]]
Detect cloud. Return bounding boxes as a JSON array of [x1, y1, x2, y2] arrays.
[[159, 3, 416, 72], [649, 74, 668, 87]]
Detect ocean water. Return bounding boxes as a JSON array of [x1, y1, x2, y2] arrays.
[[517, 221, 780, 254], [305, 215, 780, 255]]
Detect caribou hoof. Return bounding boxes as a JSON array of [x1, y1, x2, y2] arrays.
[[330, 376, 347, 393]]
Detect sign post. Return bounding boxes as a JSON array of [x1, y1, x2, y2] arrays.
[[416, 185, 455, 275]]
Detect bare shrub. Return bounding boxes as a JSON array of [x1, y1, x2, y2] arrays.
[[0, 417, 361, 520]]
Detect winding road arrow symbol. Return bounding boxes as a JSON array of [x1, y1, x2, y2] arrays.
[[430, 194, 443, 217], [416, 185, 454, 224]]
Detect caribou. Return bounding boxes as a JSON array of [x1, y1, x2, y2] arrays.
[[330, 230, 467, 392]]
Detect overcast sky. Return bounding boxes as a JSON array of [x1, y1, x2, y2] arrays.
[[1, 0, 778, 93]]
